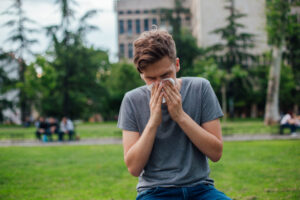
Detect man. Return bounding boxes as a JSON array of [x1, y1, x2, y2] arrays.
[[47, 117, 60, 141], [36, 116, 48, 141], [59, 117, 74, 141], [118, 30, 231, 199]]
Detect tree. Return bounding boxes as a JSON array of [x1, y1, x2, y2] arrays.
[[103, 62, 144, 119], [44, 0, 104, 119], [0, 50, 16, 122], [208, 0, 255, 118], [160, 0, 200, 77], [26, 46, 110, 120], [1, 0, 39, 122], [285, 11, 300, 114], [264, 0, 290, 125]]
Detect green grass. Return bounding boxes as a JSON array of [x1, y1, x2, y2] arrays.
[[0, 140, 299, 199], [0, 119, 284, 140]]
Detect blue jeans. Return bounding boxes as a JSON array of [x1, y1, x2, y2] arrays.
[[136, 184, 231, 200]]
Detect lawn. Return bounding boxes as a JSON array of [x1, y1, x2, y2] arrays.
[[0, 140, 299, 200], [0, 119, 281, 141]]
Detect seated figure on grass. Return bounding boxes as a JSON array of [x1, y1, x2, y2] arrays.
[[280, 111, 299, 136], [35, 116, 48, 141], [47, 117, 60, 141], [59, 117, 75, 141], [118, 29, 231, 199]]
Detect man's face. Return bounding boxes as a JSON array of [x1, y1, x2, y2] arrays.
[[141, 56, 180, 85]]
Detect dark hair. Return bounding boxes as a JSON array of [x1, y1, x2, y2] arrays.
[[133, 30, 176, 73]]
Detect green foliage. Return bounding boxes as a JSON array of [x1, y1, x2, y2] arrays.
[[174, 29, 201, 77], [160, 0, 200, 77], [210, 0, 255, 71], [1, 0, 39, 122], [285, 14, 300, 108], [28, 45, 110, 120], [279, 65, 296, 110], [103, 62, 144, 119], [194, 58, 225, 96], [0, 50, 20, 122], [266, 0, 290, 47]]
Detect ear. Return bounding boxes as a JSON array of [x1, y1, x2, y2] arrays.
[[175, 57, 180, 73]]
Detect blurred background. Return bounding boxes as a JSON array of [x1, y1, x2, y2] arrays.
[[0, 0, 299, 125], [0, 0, 300, 199]]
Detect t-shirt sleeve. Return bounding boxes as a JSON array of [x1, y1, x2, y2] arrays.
[[200, 79, 224, 125], [117, 93, 139, 132]]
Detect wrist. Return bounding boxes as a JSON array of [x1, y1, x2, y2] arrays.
[[175, 111, 188, 124], [148, 118, 160, 129]]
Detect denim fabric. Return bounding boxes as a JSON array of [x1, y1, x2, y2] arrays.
[[136, 184, 231, 200]]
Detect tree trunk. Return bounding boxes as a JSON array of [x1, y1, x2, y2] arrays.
[[264, 46, 283, 125], [221, 83, 227, 122], [251, 103, 257, 118]]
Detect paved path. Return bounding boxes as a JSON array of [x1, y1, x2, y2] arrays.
[[0, 134, 299, 147]]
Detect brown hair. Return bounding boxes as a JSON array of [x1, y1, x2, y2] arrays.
[[133, 30, 176, 73]]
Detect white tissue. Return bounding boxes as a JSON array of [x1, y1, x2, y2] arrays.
[[147, 78, 176, 103]]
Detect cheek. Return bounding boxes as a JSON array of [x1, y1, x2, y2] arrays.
[[144, 80, 154, 85]]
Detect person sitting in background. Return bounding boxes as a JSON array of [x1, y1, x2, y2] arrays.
[[47, 117, 59, 141], [36, 116, 48, 141], [59, 117, 75, 141], [280, 111, 297, 135]]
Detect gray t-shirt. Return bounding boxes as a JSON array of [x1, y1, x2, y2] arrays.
[[117, 77, 224, 192]]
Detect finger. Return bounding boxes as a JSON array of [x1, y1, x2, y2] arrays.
[[158, 92, 164, 105], [166, 80, 179, 94], [153, 83, 163, 105], [164, 83, 176, 100], [151, 82, 157, 97], [163, 90, 172, 104]]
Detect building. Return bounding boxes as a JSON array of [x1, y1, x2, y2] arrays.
[[116, 0, 269, 60], [190, 0, 269, 55], [115, 0, 191, 61]]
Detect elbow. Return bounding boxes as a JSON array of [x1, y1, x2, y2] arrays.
[[210, 142, 223, 162], [210, 151, 222, 162], [124, 157, 141, 177], [128, 167, 141, 177]]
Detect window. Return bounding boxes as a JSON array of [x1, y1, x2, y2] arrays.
[[127, 19, 132, 35], [119, 44, 125, 58], [127, 10, 132, 14], [143, 10, 149, 14], [136, 19, 141, 34], [152, 18, 157, 26], [144, 19, 149, 31], [119, 20, 124, 34], [135, 10, 140, 14], [118, 11, 124, 15], [151, 9, 157, 14], [128, 43, 133, 59]]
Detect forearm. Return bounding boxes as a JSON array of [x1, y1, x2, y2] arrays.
[[124, 121, 158, 176], [177, 112, 223, 162]]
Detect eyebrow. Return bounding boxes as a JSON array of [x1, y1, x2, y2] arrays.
[[145, 69, 173, 79]]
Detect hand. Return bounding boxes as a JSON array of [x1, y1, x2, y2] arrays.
[[163, 80, 184, 122], [149, 82, 164, 127]]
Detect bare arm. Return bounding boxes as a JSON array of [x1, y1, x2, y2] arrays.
[[177, 115, 223, 162], [122, 122, 158, 177], [163, 81, 223, 162], [122, 82, 163, 177]]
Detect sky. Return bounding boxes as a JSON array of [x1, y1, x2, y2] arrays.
[[0, 0, 118, 62]]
